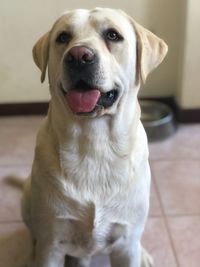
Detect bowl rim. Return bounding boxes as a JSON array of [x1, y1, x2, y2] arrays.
[[140, 100, 174, 127]]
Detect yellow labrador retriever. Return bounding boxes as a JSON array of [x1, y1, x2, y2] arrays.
[[22, 8, 167, 267]]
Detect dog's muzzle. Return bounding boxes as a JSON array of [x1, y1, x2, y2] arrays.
[[64, 46, 98, 85], [61, 46, 119, 115]]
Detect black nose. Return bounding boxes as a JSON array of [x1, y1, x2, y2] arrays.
[[65, 46, 96, 67]]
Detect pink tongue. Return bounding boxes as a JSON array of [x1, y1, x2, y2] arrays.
[[66, 89, 101, 113]]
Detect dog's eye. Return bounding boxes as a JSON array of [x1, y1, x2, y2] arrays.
[[56, 32, 71, 44], [105, 29, 123, 42]]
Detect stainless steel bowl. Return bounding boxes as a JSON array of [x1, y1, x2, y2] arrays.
[[140, 100, 176, 142]]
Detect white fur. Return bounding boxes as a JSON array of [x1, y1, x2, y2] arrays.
[[22, 7, 167, 267]]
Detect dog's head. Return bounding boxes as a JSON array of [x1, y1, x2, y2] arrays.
[[33, 8, 167, 117]]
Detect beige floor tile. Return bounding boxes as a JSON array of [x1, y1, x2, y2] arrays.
[[0, 116, 43, 165], [149, 124, 200, 160], [151, 160, 200, 216], [0, 222, 31, 267], [142, 217, 177, 267], [0, 166, 30, 222], [0, 116, 43, 127], [167, 216, 200, 267]]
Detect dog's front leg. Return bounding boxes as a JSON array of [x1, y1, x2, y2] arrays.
[[29, 239, 65, 267], [110, 239, 142, 267], [110, 241, 153, 267]]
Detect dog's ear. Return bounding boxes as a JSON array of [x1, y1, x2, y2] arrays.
[[32, 32, 50, 83], [131, 20, 168, 84]]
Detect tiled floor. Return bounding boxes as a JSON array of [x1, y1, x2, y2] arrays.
[[0, 116, 200, 267]]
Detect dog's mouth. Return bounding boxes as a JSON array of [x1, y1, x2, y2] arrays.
[[60, 81, 119, 115]]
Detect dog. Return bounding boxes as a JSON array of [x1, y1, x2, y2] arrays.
[[21, 7, 167, 267]]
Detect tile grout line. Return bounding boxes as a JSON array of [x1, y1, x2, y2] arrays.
[[151, 169, 181, 267], [159, 213, 200, 218], [150, 158, 200, 162]]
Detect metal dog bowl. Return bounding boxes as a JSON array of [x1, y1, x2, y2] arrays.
[[140, 100, 176, 142]]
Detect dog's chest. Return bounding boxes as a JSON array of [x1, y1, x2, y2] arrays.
[[59, 124, 131, 196], [49, 122, 139, 256]]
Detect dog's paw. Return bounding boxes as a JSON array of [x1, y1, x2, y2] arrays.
[[141, 247, 154, 267]]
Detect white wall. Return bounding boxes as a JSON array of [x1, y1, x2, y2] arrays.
[[176, 0, 200, 109], [0, 0, 198, 108], [138, 0, 183, 98]]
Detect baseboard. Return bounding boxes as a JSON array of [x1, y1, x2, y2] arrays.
[[0, 102, 49, 116], [176, 109, 200, 123], [0, 99, 199, 122]]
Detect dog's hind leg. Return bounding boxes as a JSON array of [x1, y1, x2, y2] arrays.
[[28, 239, 65, 267], [65, 255, 91, 267], [21, 177, 32, 228]]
